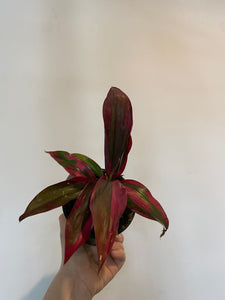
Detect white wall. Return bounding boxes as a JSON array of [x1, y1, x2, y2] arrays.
[[1, 1, 225, 299]]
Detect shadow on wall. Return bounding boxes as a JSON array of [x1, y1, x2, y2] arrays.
[[20, 274, 55, 300]]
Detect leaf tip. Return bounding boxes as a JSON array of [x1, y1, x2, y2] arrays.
[[160, 222, 169, 238], [108, 86, 126, 96], [97, 258, 104, 274], [64, 245, 72, 264], [64, 255, 69, 265], [19, 214, 26, 222]]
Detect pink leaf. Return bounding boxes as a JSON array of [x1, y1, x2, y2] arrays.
[[90, 177, 127, 271], [47, 151, 96, 180], [64, 182, 95, 263], [122, 179, 169, 237]]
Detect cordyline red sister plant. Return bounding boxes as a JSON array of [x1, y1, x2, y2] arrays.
[[19, 87, 169, 272]]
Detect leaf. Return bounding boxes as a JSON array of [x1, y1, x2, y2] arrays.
[[122, 179, 169, 237], [19, 178, 87, 222], [46, 151, 96, 180], [103, 87, 133, 180], [90, 177, 127, 271], [74, 153, 103, 178], [64, 182, 95, 263]]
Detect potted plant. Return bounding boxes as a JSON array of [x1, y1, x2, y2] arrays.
[[19, 87, 169, 272]]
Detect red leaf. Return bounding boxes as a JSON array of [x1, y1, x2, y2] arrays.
[[90, 177, 127, 271], [47, 151, 96, 180], [103, 87, 133, 180], [122, 179, 169, 237], [19, 178, 87, 222], [64, 182, 95, 263]]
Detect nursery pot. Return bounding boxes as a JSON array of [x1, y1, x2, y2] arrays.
[[63, 174, 135, 245]]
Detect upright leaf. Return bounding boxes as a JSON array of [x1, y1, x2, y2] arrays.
[[122, 179, 169, 237], [47, 151, 96, 180], [64, 183, 95, 263], [19, 178, 87, 221], [90, 177, 127, 271], [103, 87, 133, 180]]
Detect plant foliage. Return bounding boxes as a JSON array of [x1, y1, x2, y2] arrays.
[[19, 87, 169, 272]]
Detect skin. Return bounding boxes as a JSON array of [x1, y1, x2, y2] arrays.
[[43, 214, 126, 300]]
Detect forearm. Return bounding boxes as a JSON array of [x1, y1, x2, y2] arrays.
[[43, 269, 92, 300]]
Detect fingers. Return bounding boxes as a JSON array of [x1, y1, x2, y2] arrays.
[[114, 233, 124, 243], [59, 214, 66, 264], [59, 213, 66, 230], [111, 233, 124, 251], [59, 214, 66, 244], [110, 233, 126, 267]]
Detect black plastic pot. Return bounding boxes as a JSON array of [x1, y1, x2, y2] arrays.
[[63, 201, 134, 245], [63, 175, 135, 245]]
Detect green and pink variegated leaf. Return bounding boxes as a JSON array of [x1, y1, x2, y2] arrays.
[[19, 179, 87, 222], [74, 153, 103, 178], [122, 180, 169, 237], [64, 183, 95, 263], [90, 177, 127, 272], [103, 87, 133, 180], [47, 151, 96, 180]]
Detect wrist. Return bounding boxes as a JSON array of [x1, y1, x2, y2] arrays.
[[43, 267, 93, 300], [71, 277, 93, 300], [59, 267, 93, 300]]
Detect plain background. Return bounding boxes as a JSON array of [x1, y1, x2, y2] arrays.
[[1, 1, 225, 299]]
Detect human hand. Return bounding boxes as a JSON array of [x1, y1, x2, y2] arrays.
[[43, 214, 126, 300], [59, 213, 126, 297]]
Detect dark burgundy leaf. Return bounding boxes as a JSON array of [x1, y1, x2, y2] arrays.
[[103, 87, 133, 180]]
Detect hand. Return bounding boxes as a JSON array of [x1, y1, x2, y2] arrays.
[[43, 214, 126, 300]]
